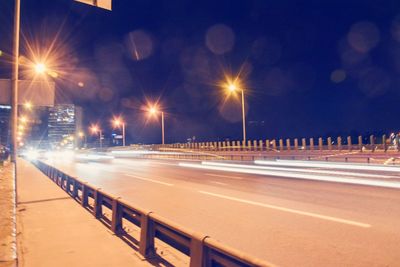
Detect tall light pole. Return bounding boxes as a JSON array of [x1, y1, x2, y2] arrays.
[[78, 131, 86, 148], [161, 111, 165, 145], [227, 82, 246, 143], [11, 0, 21, 163], [90, 125, 102, 148], [112, 117, 126, 147], [149, 106, 165, 145]]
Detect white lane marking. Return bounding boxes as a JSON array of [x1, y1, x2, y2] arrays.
[[199, 191, 371, 228], [124, 174, 173, 186], [147, 161, 178, 166], [179, 163, 400, 189], [203, 162, 397, 179], [255, 160, 400, 173], [209, 181, 228, 186], [205, 173, 243, 180]]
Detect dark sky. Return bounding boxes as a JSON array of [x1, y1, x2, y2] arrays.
[[1, 0, 400, 143]]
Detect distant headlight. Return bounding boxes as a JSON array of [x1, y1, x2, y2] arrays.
[[25, 150, 39, 160]]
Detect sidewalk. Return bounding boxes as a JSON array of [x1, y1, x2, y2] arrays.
[[0, 161, 16, 267], [16, 159, 151, 267]]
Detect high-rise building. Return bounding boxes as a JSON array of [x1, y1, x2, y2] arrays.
[[48, 104, 83, 147], [0, 105, 11, 147]]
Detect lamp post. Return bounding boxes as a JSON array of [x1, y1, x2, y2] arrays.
[[112, 117, 126, 146], [77, 131, 85, 148], [11, 0, 21, 163], [149, 106, 165, 145], [226, 81, 247, 143], [90, 125, 102, 148]]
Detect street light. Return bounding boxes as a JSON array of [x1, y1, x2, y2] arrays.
[[112, 117, 126, 147], [78, 131, 86, 148], [23, 101, 32, 110], [34, 63, 46, 74], [224, 78, 247, 143], [148, 105, 165, 145], [90, 125, 103, 148]]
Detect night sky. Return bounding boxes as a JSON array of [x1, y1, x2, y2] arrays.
[[1, 0, 400, 144]]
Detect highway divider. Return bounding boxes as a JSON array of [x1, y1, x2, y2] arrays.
[[109, 149, 400, 165], [32, 160, 274, 267]]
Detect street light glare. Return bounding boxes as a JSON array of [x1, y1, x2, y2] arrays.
[[113, 118, 122, 126], [19, 116, 27, 123], [24, 102, 32, 110], [228, 83, 237, 92], [34, 63, 46, 74], [90, 125, 99, 133], [149, 107, 157, 115]]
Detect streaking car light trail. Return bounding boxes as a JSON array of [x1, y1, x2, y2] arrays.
[[254, 160, 400, 173], [178, 162, 400, 189], [202, 161, 397, 179]]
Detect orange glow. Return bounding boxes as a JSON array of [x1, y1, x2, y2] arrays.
[[149, 106, 157, 115], [146, 102, 160, 116], [24, 102, 33, 110], [90, 125, 100, 134], [19, 116, 28, 123], [78, 131, 84, 138], [49, 71, 59, 78], [34, 63, 46, 74], [228, 83, 237, 92], [112, 116, 125, 128]]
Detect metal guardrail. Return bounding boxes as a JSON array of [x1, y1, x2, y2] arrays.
[[33, 160, 274, 267], [131, 153, 400, 165]]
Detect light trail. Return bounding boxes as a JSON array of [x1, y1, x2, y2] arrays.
[[255, 160, 400, 173], [202, 161, 397, 179], [178, 163, 400, 189]]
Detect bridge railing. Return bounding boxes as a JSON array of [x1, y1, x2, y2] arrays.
[[153, 134, 400, 153], [33, 160, 274, 267], [124, 152, 399, 165]]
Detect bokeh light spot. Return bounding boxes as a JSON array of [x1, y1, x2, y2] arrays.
[[205, 24, 235, 55], [347, 21, 380, 53], [78, 82, 84, 87], [358, 67, 390, 97], [98, 87, 114, 102], [330, 69, 346, 83]]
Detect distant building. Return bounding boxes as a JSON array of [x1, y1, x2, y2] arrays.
[[0, 105, 11, 147], [48, 104, 83, 147]]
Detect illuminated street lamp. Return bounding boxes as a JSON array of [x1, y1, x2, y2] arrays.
[[78, 131, 87, 148], [112, 117, 126, 147], [34, 63, 46, 74], [224, 78, 247, 143], [19, 116, 27, 124], [148, 105, 165, 145], [90, 125, 103, 148], [24, 101, 32, 110]]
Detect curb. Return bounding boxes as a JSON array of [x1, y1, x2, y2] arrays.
[[0, 163, 17, 267]]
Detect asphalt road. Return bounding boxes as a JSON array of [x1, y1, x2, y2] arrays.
[[44, 156, 400, 267]]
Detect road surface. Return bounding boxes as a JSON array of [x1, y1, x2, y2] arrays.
[[43, 156, 400, 267]]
